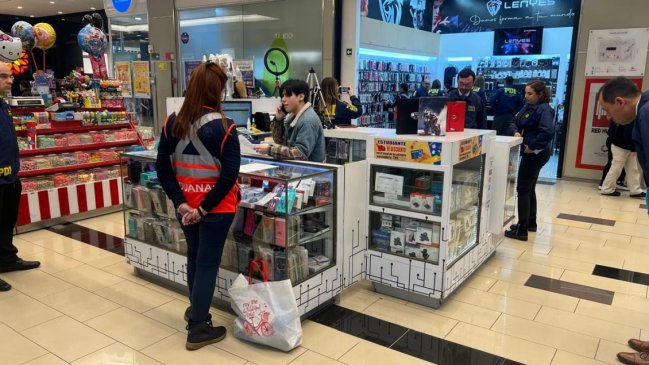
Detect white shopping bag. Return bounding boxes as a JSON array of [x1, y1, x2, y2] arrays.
[[228, 259, 302, 351]]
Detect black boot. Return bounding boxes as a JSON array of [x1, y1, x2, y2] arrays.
[[186, 315, 226, 351], [508, 222, 537, 232], [184, 306, 191, 322], [505, 223, 528, 241]]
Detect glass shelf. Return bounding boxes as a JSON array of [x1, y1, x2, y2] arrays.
[[370, 165, 444, 217]]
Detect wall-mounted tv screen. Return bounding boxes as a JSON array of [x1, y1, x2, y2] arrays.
[[493, 27, 544, 56]]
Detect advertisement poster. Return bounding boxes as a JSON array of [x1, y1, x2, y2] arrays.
[[233, 59, 255, 89], [361, 0, 577, 34], [114, 62, 132, 97], [576, 78, 643, 169], [458, 136, 482, 162], [132, 61, 151, 98], [585, 28, 649, 77], [183, 60, 202, 91], [374, 138, 442, 165]]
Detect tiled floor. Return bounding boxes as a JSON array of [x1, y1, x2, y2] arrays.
[[0, 179, 648, 364]]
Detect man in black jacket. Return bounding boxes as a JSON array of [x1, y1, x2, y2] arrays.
[[447, 68, 487, 129], [0, 62, 40, 292], [599, 120, 644, 197]]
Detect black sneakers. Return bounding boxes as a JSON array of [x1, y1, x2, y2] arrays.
[[601, 191, 621, 196], [0, 278, 10, 291], [631, 192, 647, 198], [186, 315, 226, 351], [504, 224, 528, 241], [508, 223, 537, 232]]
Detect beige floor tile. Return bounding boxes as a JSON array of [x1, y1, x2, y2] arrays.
[[19, 248, 85, 274], [0, 322, 48, 365], [290, 350, 344, 365], [338, 287, 381, 312], [0, 269, 73, 299], [613, 293, 649, 315], [629, 236, 649, 252], [53, 264, 124, 292], [143, 299, 232, 332], [63, 245, 125, 268], [0, 293, 63, 331], [579, 209, 639, 224], [518, 251, 595, 274], [462, 274, 497, 291], [565, 226, 631, 246], [535, 222, 570, 235], [535, 306, 639, 345], [102, 261, 155, 286], [576, 300, 649, 332], [0, 285, 22, 300], [142, 282, 191, 304], [22, 353, 70, 365], [595, 339, 635, 364], [445, 322, 556, 365], [560, 270, 648, 298], [13, 237, 47, 255], [591, 220, 649, 239], [494, 244, 525, 259], [549, 246, 624, 268], [489, 281, 579, 313], [142, 332, 246, 365], [300, 321, 360, 359], [212, 327, 306, 365], [95, 281, 174, 313], [363, 298, 458, 338], [76, 219, 125, 237], [541, 216, 592, 229], [18, 232, 88, 253], [475, 265, 532, 285], [483, 257, 564, 279], [85, 307, 177, 350], [338, 340, 433, 365], [551, 350, 609, 365], [408, 298, 501, 328], [22, 316, 115, 362], [72, 342, 162, 365], [491, 313, 599, 358], [641, 330, 649, 341], [530, 232, 583, 250], [40, 287, 121, 322], [498, 240, 553, 256], [451, 286, 540, 320]]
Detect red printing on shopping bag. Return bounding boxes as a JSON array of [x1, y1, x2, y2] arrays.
[[242, 298, 275, 336]]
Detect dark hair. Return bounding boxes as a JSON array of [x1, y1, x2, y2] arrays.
[[173, 61, 228, 139], [599, 77, 641, 104], [321, 77, 339, 110], [504, 76, 514, 85], [526, 80, 552, 103], [457, 68, 475, 81], [399, 83, 409, 93], [19, 80, 30, 89], [280, 79, 310, 101], [475, 75, 485, 88], [432, 79, 441, 89]]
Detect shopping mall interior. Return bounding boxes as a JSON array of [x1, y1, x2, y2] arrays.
[[0, 0, 648, 364]]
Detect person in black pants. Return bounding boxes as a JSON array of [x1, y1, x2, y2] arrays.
[[0, 62, 40, 291], [156, 60, 241, 350], [505, 80, 555, 241]]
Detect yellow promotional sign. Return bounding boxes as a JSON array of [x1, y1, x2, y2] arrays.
[[132, 61, 151, 98], [374, 138, 442, 165], [458, 136, 482, 162]]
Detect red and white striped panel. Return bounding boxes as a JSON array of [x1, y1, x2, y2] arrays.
[[17, 178, 123, 226]]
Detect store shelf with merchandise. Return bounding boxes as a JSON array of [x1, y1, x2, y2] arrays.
[[476, 55, 561, 100], [11, 103, 142, 230], [121, 151, 344, 318], [362, 129, 498, 308]]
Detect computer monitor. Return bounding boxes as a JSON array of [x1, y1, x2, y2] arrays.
[[222, 100, 252, 127]]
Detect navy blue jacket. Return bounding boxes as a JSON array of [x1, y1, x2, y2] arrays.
[[414, 86, 429, 98], [609, 120, 635, 151], [0, 99, 19, 184], [329, 96, 363, 125], [472, 86, 487, 104], [632, 91, 649, 185], [490, 86, 524, 116], [428, 88, 445, 96], [512, 102, 555, 151], [447, 89, 487, 129], [156, 108, 241, 211]]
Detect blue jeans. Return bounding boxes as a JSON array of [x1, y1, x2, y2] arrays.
[[179, 212, 235, 322]]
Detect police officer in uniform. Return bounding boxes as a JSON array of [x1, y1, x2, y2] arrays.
[[447, 68, 487, 129], [428, 79, 445, 96], [490, 76, 524, 135]]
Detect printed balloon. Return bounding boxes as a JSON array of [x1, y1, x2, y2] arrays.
[[0, 31, 24, 62], [77, 25, 107, 57], [33, 23, 56, 50], [11, 21, 35, 50]]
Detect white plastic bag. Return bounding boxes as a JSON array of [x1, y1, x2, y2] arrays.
[[228, 260, 302, 351]]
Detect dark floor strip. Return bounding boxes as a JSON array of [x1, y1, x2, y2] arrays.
[[524, 275, 614, 305], [47, 223, 124, 255], [537, 180, 556, 186], [556, 213, 615, 226], [311, 305, 522, 364], [592, 265, 649, 286], [641, 204, 647, 209]]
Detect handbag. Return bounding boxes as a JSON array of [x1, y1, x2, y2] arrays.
[[228, 258, 303, 351]]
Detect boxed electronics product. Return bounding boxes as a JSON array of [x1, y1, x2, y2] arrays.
[[446, 101, 466, 132], [416, 225, 433, 246], [371, 229, 390, 251], [389, 229, 406, 254]]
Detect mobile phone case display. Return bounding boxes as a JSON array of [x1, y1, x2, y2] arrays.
[[364, 130, 497, 308], [476, 55, 560, 100], [122, 151, 344, 317], [12, 106, 141, 229], [488, 136, 522, 244]]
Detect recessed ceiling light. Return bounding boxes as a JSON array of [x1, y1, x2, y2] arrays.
[[17, 6, 22, 9], [134, 17, 142, 20], [49, 1, 55, 3], [29, 15, 34, 18], [90, 7, 96, 10], [58, 11, 62, 14]]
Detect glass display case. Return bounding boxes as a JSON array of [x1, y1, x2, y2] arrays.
[[489, 136, 523, 243], [121, 152, 337, 286], [325, 137, 366, 164], [369, 165, 444, 216], [504, 147, 519, 225]]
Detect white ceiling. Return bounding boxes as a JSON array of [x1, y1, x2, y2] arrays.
[[0, 0, 104, 18]]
